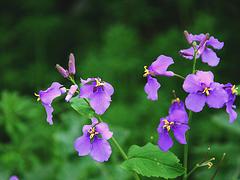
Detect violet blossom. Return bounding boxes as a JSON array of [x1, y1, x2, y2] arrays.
[[79, 78, 114, 115], [9, 176, 19, 180], [157, 98, 189, 151], [183, 71, 228, 112], [180, 31, 224, 67], [56, 53, 76, 78], [224, 83, 238, 123], [143, 55, 174, 101], [74, 118, 113, 162], [35, 82, 66, 125]]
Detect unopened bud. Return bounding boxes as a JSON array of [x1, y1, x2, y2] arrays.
[[65, 84, 78, 102], [68, 53, 76, 75], [56, 64, 69, 78], [184, 30, 192, 44]]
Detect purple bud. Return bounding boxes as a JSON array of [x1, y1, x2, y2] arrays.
[[65, 84, 78, 102], [68, 53, 76, 75], [56, 64, 69, 78], [184, 30, 192, 44]]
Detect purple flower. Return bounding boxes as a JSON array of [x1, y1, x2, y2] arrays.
[[180, 31, 224, 66], [224, 83, 238, 123], [79, 78, 114, 115], [183, 71, 228, 112], [65, 84, 78, 102], [157, 100, 189, 151], [143, 55, 174, 101], [56, 53, 76, 78], [9, 176, 19, 180], [35, 82, 66, 125], [74, 118, 113, 162]]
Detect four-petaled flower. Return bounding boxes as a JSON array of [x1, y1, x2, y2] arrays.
[[224, 83, 238, 123], [74, 118, 113, 162], [79, 78, 114, 115], [183, 71, 228, 112], [180, 31, 224, 66], [157, 98, 189, 151], [35, 82, 66, 125], [143, 55, 174, 101]]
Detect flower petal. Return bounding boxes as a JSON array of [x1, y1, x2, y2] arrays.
[[79, 84, 94, 98], [89, 90, 111, 115], [149, 55, 174, 76], [104, 82, 114, 96], [207, 36, 224, 50], [157, 130, 173, 152], [172, 124, 189, 144], [39, 82, 64, 104], [201, 48, 220, 67], [96, 122, 113, 140], [42, 104, 54, 125], [206, 87, 228, 108], [74, 135, 92, 156], [185, 93, 206, 112], [179, 47, 194, 60], [90, 138, 112, 162], [169, 110, 188, 124], [183, 74, 202, 93], [226, 101, 237, 123], [144, 76, 161, 101], [196, 71, 214, 86]]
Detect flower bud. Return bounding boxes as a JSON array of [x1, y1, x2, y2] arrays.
[[68, 53, 76, 75], [56, 64, 69, 78], [65, 84, 78, 102]]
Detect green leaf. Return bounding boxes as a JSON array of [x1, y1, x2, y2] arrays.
[[211, 113, 240, 135], [121, 143, 185, 179], [70, 97, 94, 118]]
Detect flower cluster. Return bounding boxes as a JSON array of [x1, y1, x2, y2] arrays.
[[143, 31, 238, 151], [36, 53, 114, 162]]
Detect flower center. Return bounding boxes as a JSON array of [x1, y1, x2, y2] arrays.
[[231, 85, 238, 95], [202, 87, 211, 96], [95, 78, 104, 87], [143, 66, 151, 77], [34, 93, 40, 101], [172, 97, 180, 104], [162, 119, 174, 131], [88, 127, 99, 140]]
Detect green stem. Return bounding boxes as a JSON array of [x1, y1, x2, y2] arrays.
[[98, 117, 140, 180], [186, 164, 200, 178], [183, 47, 198, 180], [174, 73, 185, 80], [210, 153, 226, 180]]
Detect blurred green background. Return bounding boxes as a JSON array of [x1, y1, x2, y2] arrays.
[[0, 0, 240, 179]]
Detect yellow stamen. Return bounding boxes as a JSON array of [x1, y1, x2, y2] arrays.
[[88, 127, 99, 140], [231, 85, 238, 95], [95, 78, 104, 87], [34, 93, 40, 101], [203, 87, 211, 96], [207, 162, 213, 169], [143, 66, 150, 77], [172, 97, 180, 104], [162, 119, 174, 131]]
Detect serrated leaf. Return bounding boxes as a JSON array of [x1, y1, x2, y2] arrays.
[[121, 143, 185, 179], [70, 97, 94, 118]]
